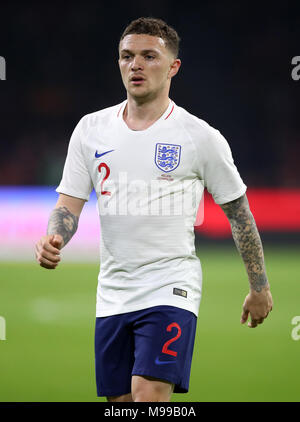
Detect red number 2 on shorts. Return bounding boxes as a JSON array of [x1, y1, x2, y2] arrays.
[[162, 322, 182, 357]]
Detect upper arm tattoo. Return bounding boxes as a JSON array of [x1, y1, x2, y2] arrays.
[[220, 194, 269, 292], [47, 206, 79, 247]]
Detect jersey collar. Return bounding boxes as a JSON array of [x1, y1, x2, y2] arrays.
[[116, 99, 175, 132]]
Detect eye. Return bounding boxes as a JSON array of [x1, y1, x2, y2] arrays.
[[145, 55, 155, 60]]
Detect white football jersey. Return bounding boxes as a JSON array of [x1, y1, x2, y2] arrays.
[[56, 99, 246, 317]]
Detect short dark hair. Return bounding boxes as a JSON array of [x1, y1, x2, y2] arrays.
[[120, 17, 180, 58]]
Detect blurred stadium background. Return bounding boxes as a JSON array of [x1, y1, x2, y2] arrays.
[[0, 0, 299, 402]]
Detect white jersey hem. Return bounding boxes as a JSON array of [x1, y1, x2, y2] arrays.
[[56, 186, 90, 201], [96, 297, 199, 318], [214, 185, 247, 205]]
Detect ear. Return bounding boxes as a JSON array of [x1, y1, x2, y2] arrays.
[[168, 58, 181, 79]]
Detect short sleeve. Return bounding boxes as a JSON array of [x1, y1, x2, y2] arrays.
[[202, 128, 247, 204], [56, 117, 93, 201]]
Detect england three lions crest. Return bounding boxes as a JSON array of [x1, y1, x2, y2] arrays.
[[155, 143, 181, 173]]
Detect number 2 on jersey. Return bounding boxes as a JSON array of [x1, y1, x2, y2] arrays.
[[162, 322, 182, 357], [98, 163, 111, 196]]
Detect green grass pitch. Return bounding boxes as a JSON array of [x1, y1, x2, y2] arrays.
[[0, 245, 299, 402]]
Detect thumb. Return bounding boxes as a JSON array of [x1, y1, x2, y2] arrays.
[[240, 307, 249, 324], [51, 234, 63, 249]]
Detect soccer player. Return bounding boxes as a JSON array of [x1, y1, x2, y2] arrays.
[[35, 17, 273, 402]]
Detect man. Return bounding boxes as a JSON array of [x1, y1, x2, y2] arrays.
[[35, 17, 273, 402]]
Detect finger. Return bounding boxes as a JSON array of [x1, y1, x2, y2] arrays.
[[240, 308, 249, 324], [42, 241, 61, 255], [50, 235, 63, 249], [35, 244, 59, 263], [36, 249, 59, 269], [40, 261, 57, 270], [34, 245, 40, 260], [248, 316, 265, 327], [38, 256, 58, 269], [40, 249, 61, 263], [35, 245, 44, 262]]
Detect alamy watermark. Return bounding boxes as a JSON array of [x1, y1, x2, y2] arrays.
[[291, 316, 300, 341], [95, 173, 205, 227], [0, 56, 6, 80], [291, 56, 300, 81], [0, 316, 6, 340]]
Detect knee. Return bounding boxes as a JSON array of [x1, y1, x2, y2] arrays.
[[133, 389, 163, 402], [132, 376, 173, 402]]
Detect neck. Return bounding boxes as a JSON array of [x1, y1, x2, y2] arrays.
[[123, 94, 171, 131]]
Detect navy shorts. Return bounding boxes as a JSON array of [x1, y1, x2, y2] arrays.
[[94, 305, 197, 397]]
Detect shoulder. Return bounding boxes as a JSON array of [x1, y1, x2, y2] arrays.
[[174, 104, 229, 152], [175, 105, 211, 133], [76, 102, 125, 134]]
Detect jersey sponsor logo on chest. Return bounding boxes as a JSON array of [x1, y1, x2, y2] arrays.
[[155, 143, 181, 173]]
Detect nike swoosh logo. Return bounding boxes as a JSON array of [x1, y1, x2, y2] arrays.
[[95, 149, 114, 158], [155, 356, 176, 365]]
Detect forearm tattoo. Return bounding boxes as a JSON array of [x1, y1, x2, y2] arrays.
[[47, 206, 79, 247], [220, 195, 269, 292]]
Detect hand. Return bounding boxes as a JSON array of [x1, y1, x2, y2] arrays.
[[35, 234, 63, 269], [240, 286, 273, 328]]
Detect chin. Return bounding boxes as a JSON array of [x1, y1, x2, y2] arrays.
[[128, 89, 151, 100]]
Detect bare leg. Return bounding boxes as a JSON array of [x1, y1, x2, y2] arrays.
[[131, 375, 174, 402], [107, 393, 133, 402]]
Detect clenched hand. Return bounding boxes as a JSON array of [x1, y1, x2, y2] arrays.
[[35, 234, 63, 269], [241, 286, 273, 328]]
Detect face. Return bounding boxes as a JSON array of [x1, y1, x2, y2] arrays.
[[118, 34, 181, 101]]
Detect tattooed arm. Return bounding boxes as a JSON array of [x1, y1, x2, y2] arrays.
[[35, 194, 85, 269], [220, 194, 273, 328], [47, 206, 79, 247]]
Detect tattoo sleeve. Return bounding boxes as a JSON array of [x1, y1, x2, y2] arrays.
[[47, 206, 79, 247], [220, 194, 269, 292]]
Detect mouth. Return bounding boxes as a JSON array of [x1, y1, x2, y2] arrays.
[[130, 76, 145, 85]]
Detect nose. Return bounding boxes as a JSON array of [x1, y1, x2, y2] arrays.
[[131, 56, 143, 71]]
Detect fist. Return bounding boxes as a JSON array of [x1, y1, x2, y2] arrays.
[[35, 234, 63, 269], [240, 286, 273, 328]]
